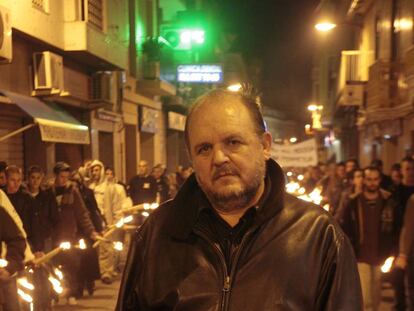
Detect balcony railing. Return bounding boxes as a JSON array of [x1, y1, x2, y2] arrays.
[[338, 50, 373, 92], [366, 60, 407, 109]]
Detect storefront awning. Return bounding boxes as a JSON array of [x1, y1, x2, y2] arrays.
[[0, 90, 90, 144]]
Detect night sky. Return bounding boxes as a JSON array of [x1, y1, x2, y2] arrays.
[[214, 0, 320, 123]]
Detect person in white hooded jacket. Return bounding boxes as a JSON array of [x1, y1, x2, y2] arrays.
[[88, 160, 123, 284]]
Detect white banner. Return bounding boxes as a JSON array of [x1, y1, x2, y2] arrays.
[[271, 138, 318, 168]]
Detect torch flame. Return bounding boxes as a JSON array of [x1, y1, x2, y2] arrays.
[[48, 276, 63, 294], [78, 239, 87, 250], [116, 215, 134, 228], [17, 288, 33, 303], [54, 267, 64, 280], [381, 256, 395, 273], [17, 277, 34, 290], [113, 241, 124, 251], [60, 242, 71, 250], [0, 259, 8, 268]]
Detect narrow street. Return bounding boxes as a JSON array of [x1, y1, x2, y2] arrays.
[[51, 277, 395, 311], [53, 278, 121, 311]]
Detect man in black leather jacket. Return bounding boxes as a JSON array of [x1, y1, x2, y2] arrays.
[[117, 88, 362, 310]]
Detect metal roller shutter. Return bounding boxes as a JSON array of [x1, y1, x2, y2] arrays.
[[0, 115, 24, 168]]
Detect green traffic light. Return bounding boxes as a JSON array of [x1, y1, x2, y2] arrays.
[[161, 27, 205, 50]]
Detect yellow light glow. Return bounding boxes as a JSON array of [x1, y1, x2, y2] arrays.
[[17, 288, 33, 303], [113, 242, 124, 251], [0, 259, 8, 268], [394, 18, 413, 31], [308, 104, 323, 112], [305, 124, 311, 129], [54, 268, 64, 280], [287, 171, 293, 177], [17, 278, 35, 291], [48, 276, 63, 294], [78, 239, 86, 250], [142, 211, 150, 217], [59, 242, 71, 250], [289, 137, 298, 143], [381, 256, 395, 273], [297, 174, 304, 181], [227, 84, 242, 92], [315, 22, 337, 32]]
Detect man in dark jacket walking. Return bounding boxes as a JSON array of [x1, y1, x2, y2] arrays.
[[341, 166, 397, 311], [117, 88, 362, 310], [51, 162, 99, 305]]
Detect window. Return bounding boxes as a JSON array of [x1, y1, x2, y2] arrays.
[[87, 0, 104, 30], [375, 15, 381, 60]]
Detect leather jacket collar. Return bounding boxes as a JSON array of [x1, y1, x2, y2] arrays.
[[164, 159, 286, 240]]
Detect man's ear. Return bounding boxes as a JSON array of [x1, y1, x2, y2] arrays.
[[262, 132, 272, 160]]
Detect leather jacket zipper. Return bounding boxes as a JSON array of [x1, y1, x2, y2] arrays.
[[194, 228, 231, 311], [194, 227, 256, 311]]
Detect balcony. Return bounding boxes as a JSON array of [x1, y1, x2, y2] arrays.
[[135, 59, 176, 97], [337, 50, 373, 107], [366, 60, 406, 110], [63, 0, 128, 70]]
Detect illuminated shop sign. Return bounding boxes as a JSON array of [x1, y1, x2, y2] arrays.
[[177, 64, 223, 83]]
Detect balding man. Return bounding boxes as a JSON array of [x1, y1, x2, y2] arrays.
[[117, 87, 362, 310], [128, 160, 157, 205]]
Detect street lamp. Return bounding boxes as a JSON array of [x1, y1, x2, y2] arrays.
[[315, 21, 337, 32], [227, 83, 242, 92], [307, 104, 323, 130]]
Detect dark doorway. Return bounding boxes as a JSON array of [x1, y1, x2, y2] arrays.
[[99, 131, 114, 169], [125, 124, 137, 182]]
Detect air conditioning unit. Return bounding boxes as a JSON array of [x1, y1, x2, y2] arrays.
[[33, 51, 64, 94], [91, 71, 123, 112], [0, 5, 12, 63]]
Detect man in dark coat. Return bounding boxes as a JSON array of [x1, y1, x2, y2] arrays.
[[116, 88, 362, 310], [26, 165, 60, 253], [128, 160, 157, 205], [50, 162, 99, 305], [341, 167, 397, 310], [5, 165, 42, 253]]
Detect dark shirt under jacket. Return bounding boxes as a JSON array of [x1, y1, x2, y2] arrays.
[[128, 175, 157, 205], [358, 197, 382, 265], [6, 188, 42, 251], [199, 206, 256, 268], [31, 188, 60, 251], [380, 174, 393, 192]]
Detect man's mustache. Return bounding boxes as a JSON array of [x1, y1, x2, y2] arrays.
[[212, 165, 239, 181]]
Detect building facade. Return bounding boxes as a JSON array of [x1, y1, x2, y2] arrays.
[[313, 0, 414, 170]]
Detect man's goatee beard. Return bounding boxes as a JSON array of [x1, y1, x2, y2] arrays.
[[200, 159, 266, 213]]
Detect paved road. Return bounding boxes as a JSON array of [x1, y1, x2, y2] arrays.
[[53, 277, 121, 311], [49, 279, 396, 311]]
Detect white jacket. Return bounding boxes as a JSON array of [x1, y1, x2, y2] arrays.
[[0, 189, 34, 261]]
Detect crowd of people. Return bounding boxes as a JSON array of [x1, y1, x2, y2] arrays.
[[298, 156, 414, 310], [0, 159, 193, 310]]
